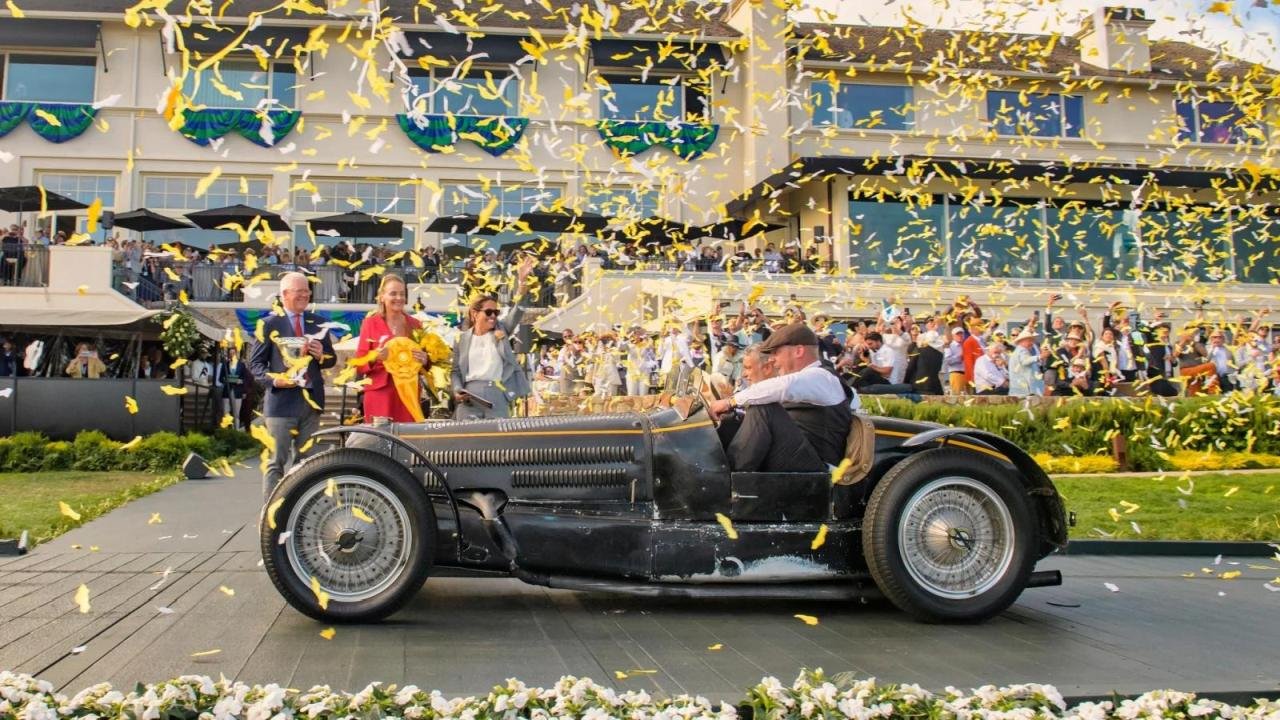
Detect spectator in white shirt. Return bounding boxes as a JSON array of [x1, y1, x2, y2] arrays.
[[973, 342, 1009, 395]]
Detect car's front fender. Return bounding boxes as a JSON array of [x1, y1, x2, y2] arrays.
[[900, 427, 1069, 555]]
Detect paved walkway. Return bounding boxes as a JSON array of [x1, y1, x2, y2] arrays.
[[2, 469, 1278, 700]]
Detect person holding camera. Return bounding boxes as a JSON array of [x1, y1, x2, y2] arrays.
[[66, 342, 106, 379]]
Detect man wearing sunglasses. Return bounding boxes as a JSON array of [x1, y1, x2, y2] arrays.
[[707, 323, 857, 473]]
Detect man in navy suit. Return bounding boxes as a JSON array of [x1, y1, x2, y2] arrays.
[[249, 272, 336, 499]]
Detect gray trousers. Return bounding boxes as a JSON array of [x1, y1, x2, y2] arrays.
[[454, 380, 511, 420], [263, 411, 320, 499]]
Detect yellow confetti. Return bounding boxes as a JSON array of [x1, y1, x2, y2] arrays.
[[73, 584, 90, 613], [707, 643, 723, 651], [120, 435, 143, 451], [218, 585, 235, 597], [160, 385, 187, 396], [59, 501, 81, 522], [1224, 487, 1239, 497], [1220, 570, 1242, 580], [266, 497, 285, 529], [190, 649, 221, 658], [76, 285, 89, 295], [320, 627, 336, 640], [1119, 501, 1140, 514], [5, 1, 24, 18], [194, 167, 222, 199], [148, 512, 162, 525], [794, 614, 819, 626], [351, 507, 374, 523], [124, 396, 138, 414], [715, 512, 738, 540], [811, 524, 829, 550], [33, 108, 60, 127], [310, 575, 330, 610]]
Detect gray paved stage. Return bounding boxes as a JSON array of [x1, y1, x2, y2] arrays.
[[2, 470, 1278, 700]]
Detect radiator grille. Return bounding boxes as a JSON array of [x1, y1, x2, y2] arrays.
[[510, 468, 632, 488], [422, 445, 637, 467], [494, 414, 640, 432]]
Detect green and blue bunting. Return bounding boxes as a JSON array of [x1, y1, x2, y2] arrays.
[[0, 102, 98, 143], [177, 108, 302, 148], [595, 120, 719, 159], [396, 114, 529, 156]]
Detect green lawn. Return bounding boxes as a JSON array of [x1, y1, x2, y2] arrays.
[[1055, 471, 1280, 541], [0, 471, 177, 545]]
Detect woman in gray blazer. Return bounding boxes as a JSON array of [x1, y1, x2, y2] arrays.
[[450, 259, 533, 419]]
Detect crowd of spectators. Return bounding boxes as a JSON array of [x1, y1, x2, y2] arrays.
[[531, 296, 1280, 402]]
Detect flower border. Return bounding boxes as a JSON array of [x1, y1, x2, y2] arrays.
[[2, 669, 1276, 720]]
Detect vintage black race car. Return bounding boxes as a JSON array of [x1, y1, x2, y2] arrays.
[[260, 379, 1069, 624]]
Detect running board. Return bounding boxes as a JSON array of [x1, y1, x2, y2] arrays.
[[1027, 569, 1062, 588], [516, 570, 882, 601]]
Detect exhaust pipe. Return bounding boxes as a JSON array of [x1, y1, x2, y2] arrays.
[[1027, 569, 1062, 588]]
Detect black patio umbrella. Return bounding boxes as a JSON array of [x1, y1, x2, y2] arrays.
[[441, 239, 489, 260], [497, 236, 558, 255], [111, 208, 193, 232], [0, 186, 89, 213], [425, 214, 502, 235], [307, 211, 403, 239], [516, 210, 610, 234], [699, 217, 785, 241], [612, 216, 706, 245], [185, 204, 292, 232]]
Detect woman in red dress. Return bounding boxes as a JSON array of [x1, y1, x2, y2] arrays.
[[356, 274, 429, 422]]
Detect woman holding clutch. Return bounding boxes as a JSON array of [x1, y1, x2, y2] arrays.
[[451, 257, 533, 419], [356, 274, 429, 422]]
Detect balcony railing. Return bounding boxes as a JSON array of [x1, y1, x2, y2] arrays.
[[0, 243, 50, 288]]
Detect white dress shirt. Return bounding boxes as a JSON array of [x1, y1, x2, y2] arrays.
[[973, 355, 1008, 393], [466, 332, 503, 382], [733, 361, 857, 411], [882, 332, 910, 384]]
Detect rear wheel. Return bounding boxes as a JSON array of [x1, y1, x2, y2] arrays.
[[863, 448, 1037, 622], [261, 448, 436, 622]]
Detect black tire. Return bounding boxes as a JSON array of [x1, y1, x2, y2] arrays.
[[863, 448, 1038, 622], [261, 448, 436, 623]]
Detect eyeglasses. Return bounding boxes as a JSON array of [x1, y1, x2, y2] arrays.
[[482, 308, 500, 317]]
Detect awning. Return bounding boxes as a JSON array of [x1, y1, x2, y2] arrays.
[[181, 24, 314, 55], [592, 39, 727, 70], [725, 155, 1278, 216], [0, 19, 99, 48], [396, 32, 529, 64], [2, 307, 159, 328]]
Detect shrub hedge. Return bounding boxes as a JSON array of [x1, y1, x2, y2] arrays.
[[862, 392, 1280, 472], [0, 429, 257, 475]]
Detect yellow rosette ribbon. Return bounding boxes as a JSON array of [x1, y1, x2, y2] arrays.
[[381, 336, 427, 422]]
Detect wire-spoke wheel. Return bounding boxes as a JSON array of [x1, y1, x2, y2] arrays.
[[897, 477, 1015, 600], [864, 448, 1037, 622], [262, 449, 436, 623]]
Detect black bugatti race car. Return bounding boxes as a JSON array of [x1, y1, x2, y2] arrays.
[[260, 376, 1069, 624]]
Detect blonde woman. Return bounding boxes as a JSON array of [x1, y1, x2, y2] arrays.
[[355, 274, 428, 422]]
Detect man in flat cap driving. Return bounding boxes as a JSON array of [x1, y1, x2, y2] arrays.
[[708, 322, 859, 472]]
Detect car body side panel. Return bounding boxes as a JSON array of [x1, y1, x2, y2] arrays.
[[651, 520, 863, 582]]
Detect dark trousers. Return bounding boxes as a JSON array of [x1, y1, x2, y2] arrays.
[[719, 403, 826, 473]]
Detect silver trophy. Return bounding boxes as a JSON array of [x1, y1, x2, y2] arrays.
[[274, 336, 311, 385]]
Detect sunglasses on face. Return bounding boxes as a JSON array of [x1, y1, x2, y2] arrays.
[[481, 308, 500, 317]]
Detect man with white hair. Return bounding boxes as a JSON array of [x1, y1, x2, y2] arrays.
[[249, 272, 336, 499]]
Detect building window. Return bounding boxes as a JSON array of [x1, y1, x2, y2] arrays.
[[3, 54, 96, 103], [949, 200, 1045, 279], [847, 197, 944, 275], [986, 90, 1083, 138], [1175, 99, 1262, 144], [404, 68, 518, 116], [599, 73, 709, 122], [1138, 208, 1234, 282], [437, 183, 564, 251], [583, 185, 659, 221], [293, 179, 417, 216], [143, 175, 269, 211], [1232, 211, 1280, 284], [810, 83, 913, 131], [36, 173, 116, 208], [190, 59, 296, 109]]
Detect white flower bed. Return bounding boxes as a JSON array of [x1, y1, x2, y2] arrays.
[[2, 670, 1277, 720]]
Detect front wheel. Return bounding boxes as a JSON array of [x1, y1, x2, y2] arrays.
[[261, 448, 436, 622], [863, 448, 1037, 622]]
